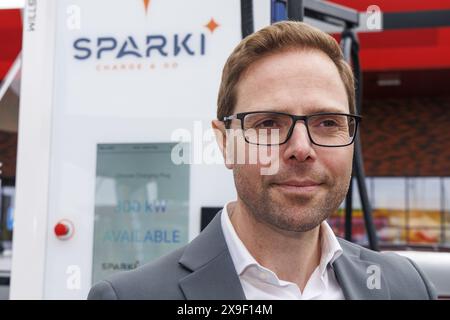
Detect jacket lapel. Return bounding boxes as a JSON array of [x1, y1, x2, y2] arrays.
[[333, 239, 391, 300], [178, 211, 246, 300]]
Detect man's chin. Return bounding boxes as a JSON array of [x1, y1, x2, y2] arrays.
[[265, 213, 324, 234], [269, 184, 321, 203]]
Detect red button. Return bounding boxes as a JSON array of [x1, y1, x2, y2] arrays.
[[54, 220, 74, 240], [54, 223, 69, 237]]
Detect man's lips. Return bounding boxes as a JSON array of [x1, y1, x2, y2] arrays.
[[275, 180, 322, 187], [271, 180, 323, 194]]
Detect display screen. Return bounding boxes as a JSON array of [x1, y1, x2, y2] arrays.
[[92, 143, 190, 284]]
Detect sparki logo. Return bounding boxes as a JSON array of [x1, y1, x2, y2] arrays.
[[72, 0, 220, 66]]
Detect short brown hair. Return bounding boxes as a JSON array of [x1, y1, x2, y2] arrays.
[[217, 21, 355, 120]]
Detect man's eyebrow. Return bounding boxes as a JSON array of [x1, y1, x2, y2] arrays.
[[256, 106, 348, 114], [305, 107, 348, 114]]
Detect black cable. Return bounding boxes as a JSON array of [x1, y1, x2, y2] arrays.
[[342, 29, 379, 251]]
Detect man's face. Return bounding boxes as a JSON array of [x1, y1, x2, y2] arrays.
[[225, 49, 354, 233]]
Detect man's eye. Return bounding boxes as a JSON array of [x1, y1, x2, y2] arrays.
[[256, 119, 278, 128], [320, 120, 338, 127]]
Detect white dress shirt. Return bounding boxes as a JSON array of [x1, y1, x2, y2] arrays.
[[221, 202, 345, 300]]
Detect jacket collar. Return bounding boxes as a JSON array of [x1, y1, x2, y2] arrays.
[[178, 211, 246, 300], [333, 239, 391, 300]]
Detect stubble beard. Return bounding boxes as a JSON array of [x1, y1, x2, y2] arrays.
[[234, 166, 351, 233]]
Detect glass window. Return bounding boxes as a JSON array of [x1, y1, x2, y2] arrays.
[[407, 178, 441, 245]]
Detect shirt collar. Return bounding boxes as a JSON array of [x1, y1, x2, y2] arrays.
[[221, 202, 259, 275], [318, 218, 343, 275], [221, 201, 343, 278]]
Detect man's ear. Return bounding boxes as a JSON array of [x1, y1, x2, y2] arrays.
[[212, 119, 234, 169]]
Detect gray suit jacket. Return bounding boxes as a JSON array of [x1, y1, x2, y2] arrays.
[[88, 212, 437, 300]]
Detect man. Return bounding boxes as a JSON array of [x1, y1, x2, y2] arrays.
[[88, 21, 436, 300]]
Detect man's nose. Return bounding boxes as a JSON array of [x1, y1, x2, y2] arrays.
[[283, 121, 314, 162]]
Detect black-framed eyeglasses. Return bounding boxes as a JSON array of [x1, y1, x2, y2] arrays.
[[222, 111, 362, 147]]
